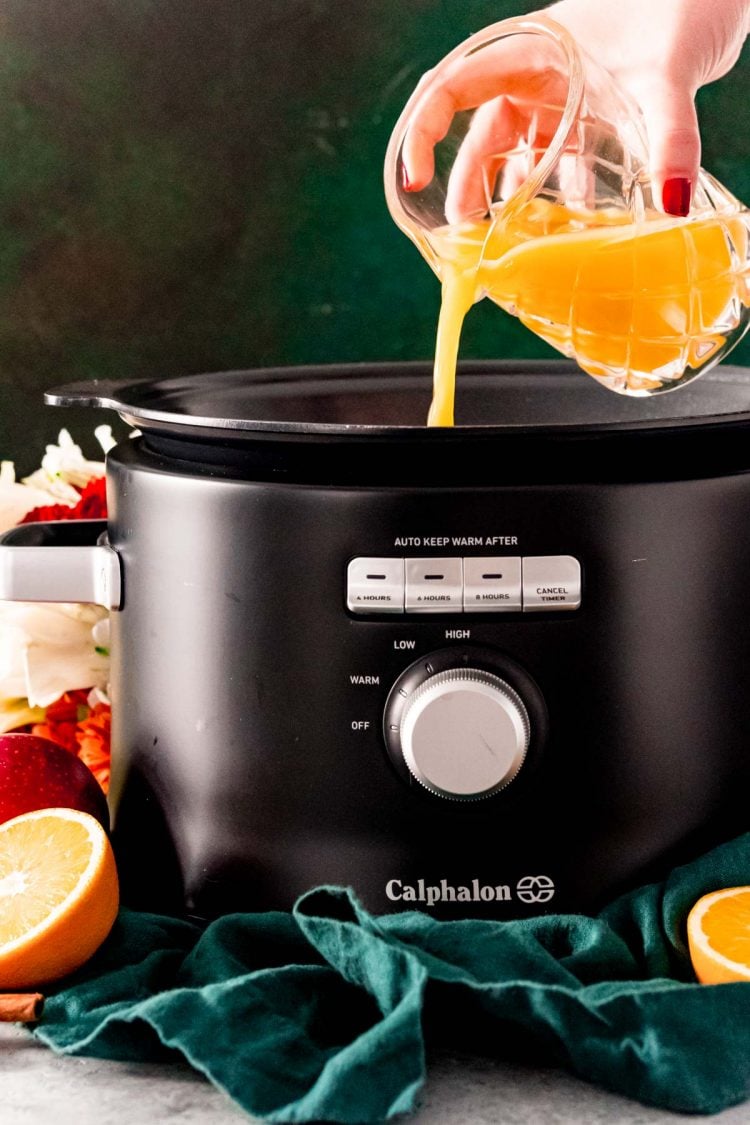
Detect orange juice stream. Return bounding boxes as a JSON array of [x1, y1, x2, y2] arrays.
[[428, 200, 750, 426]]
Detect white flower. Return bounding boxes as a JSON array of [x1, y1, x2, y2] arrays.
[[0, 427, 113, 534], [22, 427, 110, 495], [0, 462, 73, 533], [0, 602, 110, 712]]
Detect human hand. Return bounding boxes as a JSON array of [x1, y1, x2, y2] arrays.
[[402, 0, 750, 217]]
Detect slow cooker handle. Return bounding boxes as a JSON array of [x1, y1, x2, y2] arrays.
[[0, 519, 121, 610]]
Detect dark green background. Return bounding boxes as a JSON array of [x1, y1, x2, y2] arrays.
[[1, 0, 749, 469]]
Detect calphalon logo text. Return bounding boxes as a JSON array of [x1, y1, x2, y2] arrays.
[[386, 875, 555, 907]]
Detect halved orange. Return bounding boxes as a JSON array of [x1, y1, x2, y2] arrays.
[[687, 886, 750, 985], [0, 807, 119, 989]]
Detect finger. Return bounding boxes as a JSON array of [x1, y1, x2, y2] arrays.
[[401, 34, 567, 192], [444, 96, 521, 223], [627, 77, 701, 215], [444, 96, 566, 223], [401, 86, 459, 192]]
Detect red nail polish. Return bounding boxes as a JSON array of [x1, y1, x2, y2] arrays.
[[662, 177, 691, 217], [402, 166, 413, 192]]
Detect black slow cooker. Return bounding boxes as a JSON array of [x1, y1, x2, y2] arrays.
[[3, 359, 750, 920]]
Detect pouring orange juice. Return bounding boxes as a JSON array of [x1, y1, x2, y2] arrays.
[[384, 16, 750, 426], [427, 200, 750, 425]]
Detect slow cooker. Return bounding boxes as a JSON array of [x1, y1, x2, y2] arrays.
[[3, 359, 750, 921]]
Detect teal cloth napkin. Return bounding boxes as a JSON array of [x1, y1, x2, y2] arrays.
[[33, 833, 750, 1123]]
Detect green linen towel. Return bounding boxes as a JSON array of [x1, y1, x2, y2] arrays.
[[32, 832, 750, 1123]]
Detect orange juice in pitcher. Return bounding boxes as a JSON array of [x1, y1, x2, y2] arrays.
[[384, 16, 750, 426]]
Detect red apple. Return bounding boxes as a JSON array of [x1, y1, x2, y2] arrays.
[[0, 733, 109, 831]]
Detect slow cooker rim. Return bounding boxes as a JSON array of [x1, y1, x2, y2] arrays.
[[44, 360, 750, 442]]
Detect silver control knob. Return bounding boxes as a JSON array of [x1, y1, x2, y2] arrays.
[[399, 668, 530, 800]]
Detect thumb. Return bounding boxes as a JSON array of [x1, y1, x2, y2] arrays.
[[628, 77, 701, 215]]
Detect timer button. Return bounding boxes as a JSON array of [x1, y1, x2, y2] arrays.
[[522, 555, 581, 612], [405, 557, 463, 613], [463, 556, 522, 612], [399, 668, 529, 800], [347, 557, 404, 614]]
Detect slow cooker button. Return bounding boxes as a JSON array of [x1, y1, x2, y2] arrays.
[[405, 557, 463, 613], [463, 556, 522, 612], [347, 557, 405, 614], [522, 556, 582, 612]]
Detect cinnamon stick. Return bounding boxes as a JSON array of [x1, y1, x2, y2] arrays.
[[0, 993, 44, 1022]]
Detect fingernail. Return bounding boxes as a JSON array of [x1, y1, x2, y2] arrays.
[[662, 177, 692, 217], [402, 166, 413, 192]]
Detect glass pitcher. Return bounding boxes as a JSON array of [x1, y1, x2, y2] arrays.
[[384, 14, 750, 401]]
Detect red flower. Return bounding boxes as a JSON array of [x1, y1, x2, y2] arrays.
[[30, 690, 89, 755], [20, 475, 107, 524], [19, 501, 79, 523], [72, 476, 107, 519], [76, 705, 111, 794], [26, 689, 111, 794]]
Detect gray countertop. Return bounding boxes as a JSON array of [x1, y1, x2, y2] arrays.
[[2, 1025, 748, 1125]]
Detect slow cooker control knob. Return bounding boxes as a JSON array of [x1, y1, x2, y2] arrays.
[[397, 668, 530, 801]]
